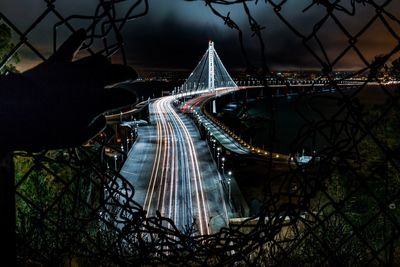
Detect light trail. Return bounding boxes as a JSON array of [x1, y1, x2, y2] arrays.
[[142, 96, 220, 235], [144, 101, 162, 213], [165, 98, 210, 235]]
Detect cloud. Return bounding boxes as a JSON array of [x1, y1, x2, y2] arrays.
[[124, 15, 242, 70], [123, 1, 400, 72], [2, 0, 399, 72]]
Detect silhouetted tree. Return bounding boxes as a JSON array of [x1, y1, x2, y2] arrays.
[[0, 23, 19, 74], [391, 58, 400, 79]]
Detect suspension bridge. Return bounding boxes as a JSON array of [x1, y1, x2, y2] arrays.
[[119, 41, 243, 235], [117, 40, 364, 234]]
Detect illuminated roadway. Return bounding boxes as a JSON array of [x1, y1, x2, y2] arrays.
[[117, 82, 394, 235], [120, 95, 230, 235]]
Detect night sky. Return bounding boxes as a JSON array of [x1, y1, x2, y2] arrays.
[[1, 0, 399, 72]]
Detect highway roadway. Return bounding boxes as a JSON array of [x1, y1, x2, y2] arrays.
[[120, 96, 230, 235]]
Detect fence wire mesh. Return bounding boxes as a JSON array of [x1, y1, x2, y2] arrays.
[[1, 0, 400, 266]]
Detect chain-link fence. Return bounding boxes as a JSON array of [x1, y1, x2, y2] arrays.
[[1, 0, 400, 266]]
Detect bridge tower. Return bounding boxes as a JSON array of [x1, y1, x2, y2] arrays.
[[208, 41, 215, 91], [181, 41, 236, 92]]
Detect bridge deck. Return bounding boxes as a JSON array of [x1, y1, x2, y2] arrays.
[[198, 110, 250, 155]]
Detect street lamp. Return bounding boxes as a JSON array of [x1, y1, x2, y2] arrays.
[[221, 157, 225, 175], [227, 171, 232, 203], [114, 154, 118, 170], [216, 147, 221, 168], [228, 179, 231, 203], [213, 140, 216, 158]]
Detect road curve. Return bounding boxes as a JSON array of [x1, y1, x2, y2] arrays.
[[121, 96, 230, 235]]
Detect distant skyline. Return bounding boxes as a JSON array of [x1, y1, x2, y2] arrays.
[[1, 0, 399, 72]]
